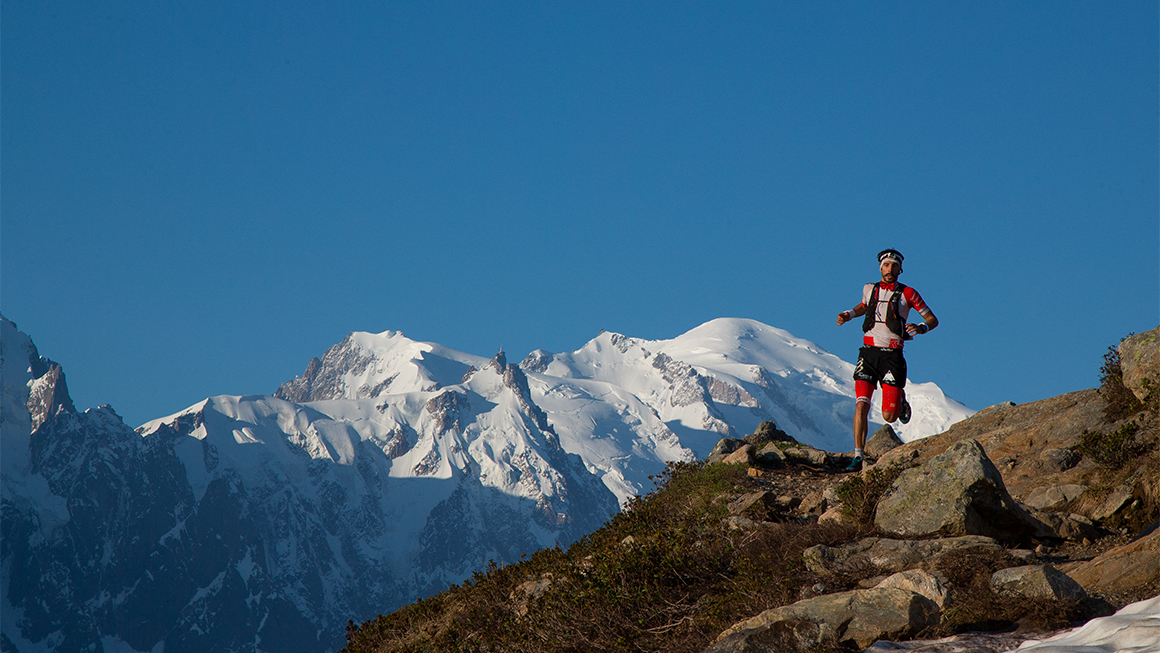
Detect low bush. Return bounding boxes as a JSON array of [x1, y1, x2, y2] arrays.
[[1098, 337, 1155, 421], [1073, 421, 1153, 469], [833, 463, 905, 526]]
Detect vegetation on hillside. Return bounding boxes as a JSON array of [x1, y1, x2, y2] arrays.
[[342, 462, 1086, 652]]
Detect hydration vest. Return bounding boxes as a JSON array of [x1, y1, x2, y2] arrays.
[[862, 282, 912, 341]]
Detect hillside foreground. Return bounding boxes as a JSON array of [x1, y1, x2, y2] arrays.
[[342, 328, 1160, 652]]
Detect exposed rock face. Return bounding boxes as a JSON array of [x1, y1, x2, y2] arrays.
[[519, 349, 552, 374], [26, 361, 74, 432], [275, 333, 412, 402], [875, 439, 1038, 542], [709, 587, 940, 651], [991, 565, 1087, 602], [1118, 326, 1160, 401]]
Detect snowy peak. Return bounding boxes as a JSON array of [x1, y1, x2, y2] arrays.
[[275, 330, 490, 402]]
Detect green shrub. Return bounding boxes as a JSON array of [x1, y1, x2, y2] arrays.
[[834, 464, 905, 526], [1074, 421, 1153, 468], [1099, 337, 1147, 421]]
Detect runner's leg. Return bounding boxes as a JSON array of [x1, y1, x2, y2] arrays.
[[854, 380, 874, 449], [881, 383, 899, 423]]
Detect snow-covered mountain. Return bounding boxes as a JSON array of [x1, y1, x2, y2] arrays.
[[269, 318, 970, 506], [1, 315, 972, 653]]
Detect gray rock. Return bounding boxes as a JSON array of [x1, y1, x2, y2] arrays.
[[1039, 448, 1081, 473], [725, 515, 761, 532], [1091, 486, 1135, 520], [799, 491, 827, 516], [1025, 484, 1087, 510], [746, 420, 798, 446], [708, 438, 748, 464], [874, 569, 952, 609], [722, 444, 757, 466], [874, 439, 1039, 542], [782, 445, 830, 467], [991, 565, 1087, 602], [1021, 507, 1100, 542], [817, 505, 849, 525], [803, 535, 1002, 576], [728, 491, 779, 520], [755, 442, 786, 468], [709, 587, 940, 651], [1118, 326, 1160, 401], [866, 424, 904, 459]]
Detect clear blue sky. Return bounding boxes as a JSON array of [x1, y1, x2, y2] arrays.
[[3, 2, 1157, 428]]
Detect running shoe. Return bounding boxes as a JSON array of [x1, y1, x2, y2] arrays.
[[899, 399, 912, 425], [844, 456, 864, 472]]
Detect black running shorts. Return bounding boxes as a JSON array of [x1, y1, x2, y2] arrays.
[[853, 347, 907, 388]]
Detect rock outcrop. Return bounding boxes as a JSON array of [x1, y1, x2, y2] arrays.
[[874, 439, 1040, 542], [1119, 326, 1160, 401]]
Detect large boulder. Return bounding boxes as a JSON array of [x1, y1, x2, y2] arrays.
[[874, 439, 1040, 542], [707, 588, 940, 651], [1118, 326, 1160, 401], [755, 443, 786, 468]]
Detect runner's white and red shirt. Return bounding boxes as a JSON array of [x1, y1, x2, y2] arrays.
[[860, 282, 933, 349]]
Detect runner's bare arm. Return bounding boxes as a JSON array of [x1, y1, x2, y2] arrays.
[[837, 304, 866, 326], [905, 310, 938, 336]]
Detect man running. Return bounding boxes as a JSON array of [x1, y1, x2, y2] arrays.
[[836, 249, 938, 471]]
